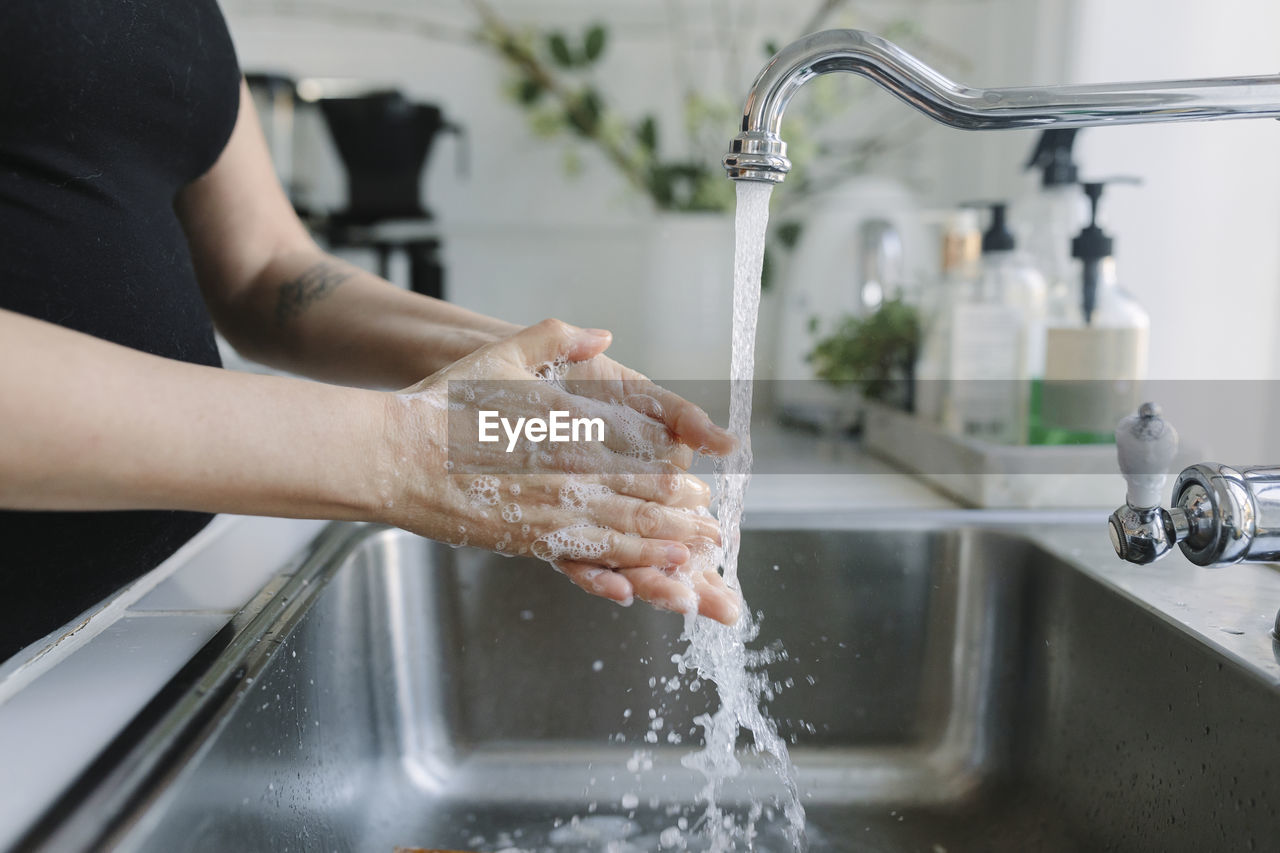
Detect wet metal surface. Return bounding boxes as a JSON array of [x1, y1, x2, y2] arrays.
[[32, 515, 1280, 852]]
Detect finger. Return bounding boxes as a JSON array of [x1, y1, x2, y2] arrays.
[[548, 451, 704, 505], [616, 567, 741, 625], [616, 567, 696, 615], [569, 394, 693, 468], [650, 384, 742, 455], [599, 469, 710, 509], [555, 561, 634, 604], [456, 463, 708, 510], [480, 383, 693, 470], [503, 318, 613, 369], [587, 495, 721, 546], [531, 526, 689, 570], [569, 369, 734, 458], [684, 569, 741, 625], [559, 363, 727, 461], [660, 441, 694, 470]]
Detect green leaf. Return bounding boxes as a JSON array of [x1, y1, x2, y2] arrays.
[[567, 87, 603, 136], [528, 108, 564, 138], [646, 167, 675, 209], [806, 299, 921, 404], [548, 32, 574, 67], [583, 24, 607, 62], [562, 148, 584, 178], [637, 116, 658, 154], [775, 220, 803, 250], [516, 78, 543, 105]]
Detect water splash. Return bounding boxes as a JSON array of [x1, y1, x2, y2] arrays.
[[677, 181, 806, 850]]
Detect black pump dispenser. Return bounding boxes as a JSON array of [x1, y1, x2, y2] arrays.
[[980, 203, 1016, 253], [1026, 129, 1080, 188], [1071, 182, 1115, 324], [1070, 178, 1141, 323]]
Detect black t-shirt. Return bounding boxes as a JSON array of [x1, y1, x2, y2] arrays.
[[0, 0, 241, 659]]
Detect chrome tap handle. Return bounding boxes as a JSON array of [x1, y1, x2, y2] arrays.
[[1109, 405, 1280, 567]]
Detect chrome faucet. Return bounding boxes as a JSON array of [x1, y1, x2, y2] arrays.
[[722, 32, 1280, 618], [723, 30, 1280, 561], [723, 29, 1280, 183]]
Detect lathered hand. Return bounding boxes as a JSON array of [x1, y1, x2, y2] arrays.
[[381, 319, 741, 625]]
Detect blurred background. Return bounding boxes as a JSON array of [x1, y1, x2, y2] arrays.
[[221, 0, 1280, 498]]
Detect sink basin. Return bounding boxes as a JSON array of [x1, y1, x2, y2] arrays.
[[24, 516, 1280, 852]]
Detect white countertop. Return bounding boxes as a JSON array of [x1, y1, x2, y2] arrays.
[[742, 421, 957, 513]]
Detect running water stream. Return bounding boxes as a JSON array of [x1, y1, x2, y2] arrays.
[[675, 181, 806, 850]]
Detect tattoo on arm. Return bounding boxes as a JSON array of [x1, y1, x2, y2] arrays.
[[274, 261, 356, 326]]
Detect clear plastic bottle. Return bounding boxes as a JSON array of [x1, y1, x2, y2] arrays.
[[945, 203, 1047, 445], [914, 210, 980, 424], [1014, 130, 1089, 316]]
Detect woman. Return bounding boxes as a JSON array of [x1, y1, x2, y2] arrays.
[[0, 1, 738, 659]]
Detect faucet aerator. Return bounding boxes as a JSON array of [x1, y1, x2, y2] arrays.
[[722, 131, 791, 183]]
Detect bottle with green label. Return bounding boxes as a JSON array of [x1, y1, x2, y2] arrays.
[[1032, 180, 1149, 445]]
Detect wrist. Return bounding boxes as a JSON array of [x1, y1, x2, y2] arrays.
[[366, 386, 449, 529]]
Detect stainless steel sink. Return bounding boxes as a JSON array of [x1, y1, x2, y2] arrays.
[[24, 515, 1280, 852]]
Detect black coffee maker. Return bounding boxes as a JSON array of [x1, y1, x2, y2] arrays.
[[244, 75, 464, 300], [318, 90, 464, 300], [320, 91, 460, 225]]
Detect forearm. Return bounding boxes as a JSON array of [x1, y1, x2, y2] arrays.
[[173, 82, 514, 389], [0, 308, 388, 519], [212, 245, 519, 389]]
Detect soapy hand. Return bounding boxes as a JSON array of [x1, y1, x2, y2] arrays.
[[380, 318, 741, 625]]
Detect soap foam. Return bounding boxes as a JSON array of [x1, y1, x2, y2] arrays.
[[559, 478, 613, 511], [532, 525, 610, 562], [466, 475, 501, 507]]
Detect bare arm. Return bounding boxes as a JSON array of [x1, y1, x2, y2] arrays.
[[176, 80, 515, 389], [6, 80, 739, 621], [174, 80, 737, 462], [0, 310, 739, 623], [0, 308, 386, 517]]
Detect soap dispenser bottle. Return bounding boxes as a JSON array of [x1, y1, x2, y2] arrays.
[[915, 209, 982, 424], [1015, 129, 1089, 314], [945, 203, 1047, 444], [1037, 180, 1149, 442]]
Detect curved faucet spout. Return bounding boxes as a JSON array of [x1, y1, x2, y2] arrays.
[[724, 29, 1280, 183]]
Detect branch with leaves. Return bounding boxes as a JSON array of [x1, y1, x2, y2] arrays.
[[807, 299, 920, 408], [469, 0, 734, 211], [234, 0, 978, 216]]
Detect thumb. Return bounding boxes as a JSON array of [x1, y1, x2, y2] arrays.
[[506, 318, 612, 368]]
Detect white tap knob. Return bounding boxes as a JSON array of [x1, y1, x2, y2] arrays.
[[1115, 402, 1178, 510]]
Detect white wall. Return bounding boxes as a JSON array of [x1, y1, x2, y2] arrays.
[[1067, 0, 1280, 381], [223, 0, 1076, 379], [222, 0, 1280, 395]]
